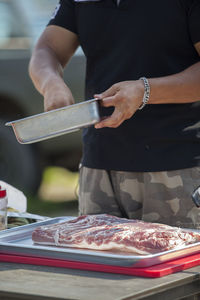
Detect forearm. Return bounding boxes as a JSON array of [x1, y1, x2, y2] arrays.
[[29, 46, 64, 96], [95, 61, 200, 128], [149, 61, 200, 104]]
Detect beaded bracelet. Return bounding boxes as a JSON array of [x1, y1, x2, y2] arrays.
[[138, 77, 150, 110]]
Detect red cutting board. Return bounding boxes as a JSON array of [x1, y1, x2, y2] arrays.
[[0, 252, 200, 277]]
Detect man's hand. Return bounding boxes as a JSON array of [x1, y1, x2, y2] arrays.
[[94, 80, 144, 129], [43, 78, 75, 112]]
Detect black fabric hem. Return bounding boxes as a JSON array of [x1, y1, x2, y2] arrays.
[[47, 20, 78, 35], [81, 160, 200, 172]]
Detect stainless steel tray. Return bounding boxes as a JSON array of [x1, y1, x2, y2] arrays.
[[0, 217, 199, 268], [5, 99, 100, 144]]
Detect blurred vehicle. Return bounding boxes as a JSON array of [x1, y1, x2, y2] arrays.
[[0, 0, 86, 193]]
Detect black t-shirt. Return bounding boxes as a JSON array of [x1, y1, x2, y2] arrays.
[[48, 0, 200, 172]]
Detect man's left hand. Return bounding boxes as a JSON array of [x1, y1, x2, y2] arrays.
[[94, 80, 144, 129]]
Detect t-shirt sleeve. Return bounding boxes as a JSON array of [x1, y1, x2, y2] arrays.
[[188, 0, 200, 44], [47, 0, 77, 34]]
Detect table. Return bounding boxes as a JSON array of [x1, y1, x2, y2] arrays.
[[0, 262, 200, 300]]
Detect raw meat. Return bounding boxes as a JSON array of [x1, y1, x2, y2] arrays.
[[32, 214, 200, 255]]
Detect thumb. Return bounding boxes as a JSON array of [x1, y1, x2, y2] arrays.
[[94, 84, 118, 99]]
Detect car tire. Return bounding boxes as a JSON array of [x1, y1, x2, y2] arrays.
[[0, 118, 42, 194]]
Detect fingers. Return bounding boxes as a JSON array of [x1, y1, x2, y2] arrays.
[[100, 96, 116, 107], [44, 85, 74, 111], [95, 109, 125, 129], [94, 83, 119, 99], [94, 83, 122, 110], [94, 85, 132, 129], [44, 97, 69, 111], [44, 94, 74, 111], [95, 91, 121, 108], [94, 80, 144, 129]]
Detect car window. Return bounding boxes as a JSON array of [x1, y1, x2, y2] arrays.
[[0, 1, 30, 49], [18, 0, 58, 40], [0, 0, 83, 55], [0, 0, 58, 49], [0, 2, 12, 39]]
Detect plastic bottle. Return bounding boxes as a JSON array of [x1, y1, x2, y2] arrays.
[[0, 181, 27, 213], [0, 188, 8, 230]]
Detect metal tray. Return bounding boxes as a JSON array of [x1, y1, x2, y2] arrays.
[[0, 217, 199, 268], [5, 99, 100, 144]]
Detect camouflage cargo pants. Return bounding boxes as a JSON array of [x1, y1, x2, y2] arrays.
[[78, 166, 200, 229]]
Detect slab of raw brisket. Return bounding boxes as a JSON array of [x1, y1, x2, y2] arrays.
[[32, 214, 200, 255]]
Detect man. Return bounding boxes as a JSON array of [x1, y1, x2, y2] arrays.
[[29, 0, 200, 229]]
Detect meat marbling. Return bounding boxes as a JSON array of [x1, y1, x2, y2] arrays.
[[32, 214, 200, 255]]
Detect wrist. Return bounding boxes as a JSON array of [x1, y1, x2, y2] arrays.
[[41, 75, 64, 96], [138, 77, 150, 110]]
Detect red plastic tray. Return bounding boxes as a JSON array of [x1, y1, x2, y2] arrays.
[[0, 252, 200, 277]]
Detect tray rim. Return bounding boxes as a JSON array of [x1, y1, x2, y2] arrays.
[[5, 98, 98, 126], [5, 98, 100, 144]]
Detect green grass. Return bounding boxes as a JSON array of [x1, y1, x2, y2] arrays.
[[27, 195, 78, 217], [38, 166, 79, 202], [26, 166, 79, 218]]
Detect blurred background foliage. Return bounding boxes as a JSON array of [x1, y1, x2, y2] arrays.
[[27, 167, 79, 217]]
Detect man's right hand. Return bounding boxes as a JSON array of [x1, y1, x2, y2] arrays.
[[43, 79, 75, 112]]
